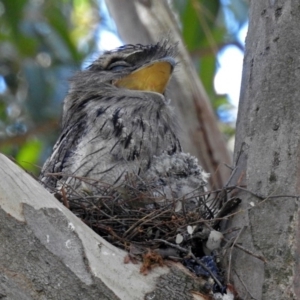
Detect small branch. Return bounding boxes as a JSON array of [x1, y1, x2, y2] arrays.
[[153, 239, 189, 254], [234, 269, 259, 300], [235, 186, 300, 200], [227, 226, 244, 282], [224, 166, 238, 188], [223, 236, 267, 263], [61, 186, 69, 209]]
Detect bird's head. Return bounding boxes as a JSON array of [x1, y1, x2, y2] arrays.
[[91, 41, 177, 94], [63, 41, 178, 126], [77, 41, 178, 96]]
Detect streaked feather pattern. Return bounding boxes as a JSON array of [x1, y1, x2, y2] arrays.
[[40, 41, 208, 209]]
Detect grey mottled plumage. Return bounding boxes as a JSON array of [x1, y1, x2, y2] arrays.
[[40, 41, 208, 209]]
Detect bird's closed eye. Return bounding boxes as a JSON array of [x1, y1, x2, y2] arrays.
[[108, 61, 130, 71]]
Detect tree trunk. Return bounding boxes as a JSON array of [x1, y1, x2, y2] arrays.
[[0, 154, 217, 300], [228, 1, 300, 299], [105, 0, 231, 189]]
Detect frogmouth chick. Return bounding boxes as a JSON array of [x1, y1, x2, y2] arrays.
[[39, 41, 208, 210]]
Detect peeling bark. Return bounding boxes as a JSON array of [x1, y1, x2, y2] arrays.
[[0, 154, 212, 300]]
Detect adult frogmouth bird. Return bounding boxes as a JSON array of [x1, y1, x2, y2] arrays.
[[40, 41, 208, 210]]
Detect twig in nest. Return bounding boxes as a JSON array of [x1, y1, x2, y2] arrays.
[[154, 239, 189, 254], [224, 236, 267, 263], [224, 163, 234, 171], [233, 269, 259, 300], [235, 186, 300, 202], [123, 209, 161, 238], [227, 226, 244, 282], [204, 222, 266, 263], [94, 223, 127, 245], [224, 166, 238, 187], [61, 186, 69, 209], [222, 227, 241, 235]]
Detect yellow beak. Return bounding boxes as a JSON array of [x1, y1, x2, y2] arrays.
[[113, 60, 174, 94]]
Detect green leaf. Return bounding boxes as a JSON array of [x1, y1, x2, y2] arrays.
[[0, 100, 7, 122], [1, 0, 37, 56], [16, 139, 42, 173], [1, 0, 27, 38], [44, 5, 83, 63], [181, 0, 221, 50], [199, 55, 216, 96], [211, 94, 229, 110]]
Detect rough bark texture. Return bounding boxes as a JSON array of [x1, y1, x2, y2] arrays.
[[0, 154, 212, 300], [105, 0, 231, 188], [228, 1, 300, 299]]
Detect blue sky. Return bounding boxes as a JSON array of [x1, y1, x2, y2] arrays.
[[215, 22, 248, 106], [214, 22, 248, 120]]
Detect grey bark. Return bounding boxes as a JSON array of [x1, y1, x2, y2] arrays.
[[105, 0, 232, 188], [0, 154, 214, 300], [228, 1, 300, 299]]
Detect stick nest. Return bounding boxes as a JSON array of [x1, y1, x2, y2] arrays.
[[48, 173, 241, 294], [50, 174, 239, 254]]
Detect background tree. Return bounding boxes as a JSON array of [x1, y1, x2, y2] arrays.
[[0, 0, 254, 299], [228, 1, 300, 298]]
